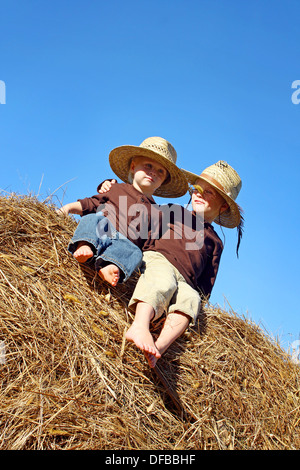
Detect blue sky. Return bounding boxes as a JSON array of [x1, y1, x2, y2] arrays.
[[1, 0, 299, 354]]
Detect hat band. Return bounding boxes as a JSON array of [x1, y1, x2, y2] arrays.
[[199, 172, 226, 193]]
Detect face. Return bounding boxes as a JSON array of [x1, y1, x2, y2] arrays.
[[191, 179, 229, 223], [130, 156, 169, 196]]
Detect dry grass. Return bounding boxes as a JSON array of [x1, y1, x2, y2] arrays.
[[0, 194, 299, 450]]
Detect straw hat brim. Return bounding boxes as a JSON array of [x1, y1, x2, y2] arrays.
[[182, 169, 241, 228], [109, 145, 189, 198]]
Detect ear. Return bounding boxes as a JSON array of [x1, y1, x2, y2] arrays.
[[129, 159, 135, 173], [220, 202, 229, 214], [130, 157, 140, 174]]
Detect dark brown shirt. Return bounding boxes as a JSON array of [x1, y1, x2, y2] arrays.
[[78, 183, 156, 251], [144, 204, 223, 298], [89, 182, 223, 298]]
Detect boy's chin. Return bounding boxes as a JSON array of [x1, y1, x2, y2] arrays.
[[142, 181, 160, 190], [192, 206, 205, 216]]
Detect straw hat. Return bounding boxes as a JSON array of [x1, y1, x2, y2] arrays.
[[109, 136, 188, 198], [182, 161, 242, 228]]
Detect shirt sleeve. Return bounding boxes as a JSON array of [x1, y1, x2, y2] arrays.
[[78, 194, 107, 216]]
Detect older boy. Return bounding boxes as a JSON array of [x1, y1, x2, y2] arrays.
[[127, 161, 243, 367]]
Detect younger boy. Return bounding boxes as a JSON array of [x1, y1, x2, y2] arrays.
[[58, 136, 188, 286]]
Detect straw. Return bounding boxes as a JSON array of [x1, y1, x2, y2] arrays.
[[0, 194, 299, 450]]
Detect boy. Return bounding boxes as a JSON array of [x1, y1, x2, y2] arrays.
[[100, 161, 243, 367], [58, 136, 188, 286]]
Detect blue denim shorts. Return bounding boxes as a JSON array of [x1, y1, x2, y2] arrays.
[[68, 213, 142, 282]]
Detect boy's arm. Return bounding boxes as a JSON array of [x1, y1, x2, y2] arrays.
[[56, 201, 83, 216]]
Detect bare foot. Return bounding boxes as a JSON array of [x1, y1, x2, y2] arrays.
[[73, 243, 94, 263], [144, 351, 160, 368], [125, 323, 161, 363], [98, 264, 120, 286]]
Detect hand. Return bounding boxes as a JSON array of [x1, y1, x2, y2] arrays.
[[56, 206, 69, 216], [98, 179, 116, 194]]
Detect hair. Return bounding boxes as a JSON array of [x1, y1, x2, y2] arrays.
[[217, 206, 244, 258]]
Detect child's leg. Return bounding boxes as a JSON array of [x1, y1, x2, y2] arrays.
[[138, 264, 199, 368], [96, 237, 142, 286], [68, 213, 106, 263], [127, 251, 180, 366], [69, 214, 138, 287], [125, 301, 161, 360], [146, 311, 190, 368]]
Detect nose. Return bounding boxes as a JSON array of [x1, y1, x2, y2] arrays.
[[148, 166, 159, 177]]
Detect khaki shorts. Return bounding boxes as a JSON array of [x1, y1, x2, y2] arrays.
[[129, 251, 200, 323]]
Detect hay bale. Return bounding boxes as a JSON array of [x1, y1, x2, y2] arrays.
[[0, 194, 299, 450]]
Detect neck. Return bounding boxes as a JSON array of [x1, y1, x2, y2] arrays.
[[203, 214, 214, 224], [192, 208, 214, 224]]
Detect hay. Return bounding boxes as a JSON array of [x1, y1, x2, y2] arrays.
[[0, 194, 299, 450]]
